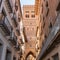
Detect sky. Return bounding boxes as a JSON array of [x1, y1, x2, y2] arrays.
[[20, 0, 35, 7]]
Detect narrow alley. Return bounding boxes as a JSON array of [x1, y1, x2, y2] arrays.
[[0, 0, 60, 60]]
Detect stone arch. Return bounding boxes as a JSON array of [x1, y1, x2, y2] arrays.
[[25, 51, 36, 60]]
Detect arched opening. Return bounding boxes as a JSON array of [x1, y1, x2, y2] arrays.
[[25, 51, 36, 60]]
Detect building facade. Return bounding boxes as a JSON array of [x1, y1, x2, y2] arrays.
[[35, 0, 60, 60], [0, 0, 25, 60], [35, 0, 44, 56], [21, 5, 39, 60]]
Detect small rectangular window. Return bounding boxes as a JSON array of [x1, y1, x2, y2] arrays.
[[44, 34, 47, 39], [46, 1, 48, 7], [13, 57, 16, 60], [31, 15, 35, 18], [56, 2, 60, 12], [46, 8, 49, 17], [25, 14, 29, 18], [31, 11, 35, 13], [26, 11, 29, 13], [49, 22, 52, 29]]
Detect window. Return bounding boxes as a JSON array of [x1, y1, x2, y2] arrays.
[[26, 11, 29, 13], [31, 11, 35, 13], [25, 14, 29, 18], [46, 1, 48, 7], [13, 57, 16, 60], [45, 34, 47, 39], [52, 53, 59, 60], [43, 22, 45, 28], [46, 8, 49, 17], [47, 58, 50, 60], [43, 16, 45, 28], [31, 15, 35, 18], [49, 22, 52, 29], [5, 50, 11, 60], [45, 1, 49, 17], [56, 2, 60, 13]]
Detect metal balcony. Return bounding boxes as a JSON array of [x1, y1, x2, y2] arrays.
[[10, 13, 18, 27], [5, 0, 12, 13], [37, 13, 60, 60], [0, 17, 12, 36], [9, 32, 17, 45]]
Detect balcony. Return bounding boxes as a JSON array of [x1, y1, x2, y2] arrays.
[[5, 0, 12, 13], [0, 17, 12, 36], [16, 25, 20, 36], [10, 13, 18, 27], [9, 32, 17, 45], [37, 13, 60, 60]]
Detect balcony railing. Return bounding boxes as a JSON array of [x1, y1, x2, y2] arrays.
[[9, 31, 17, 45], [0, 16, 12, 36], [10, 13, 18, 27], [38, 13, 60, 60], [16, 25, 20, 36]]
